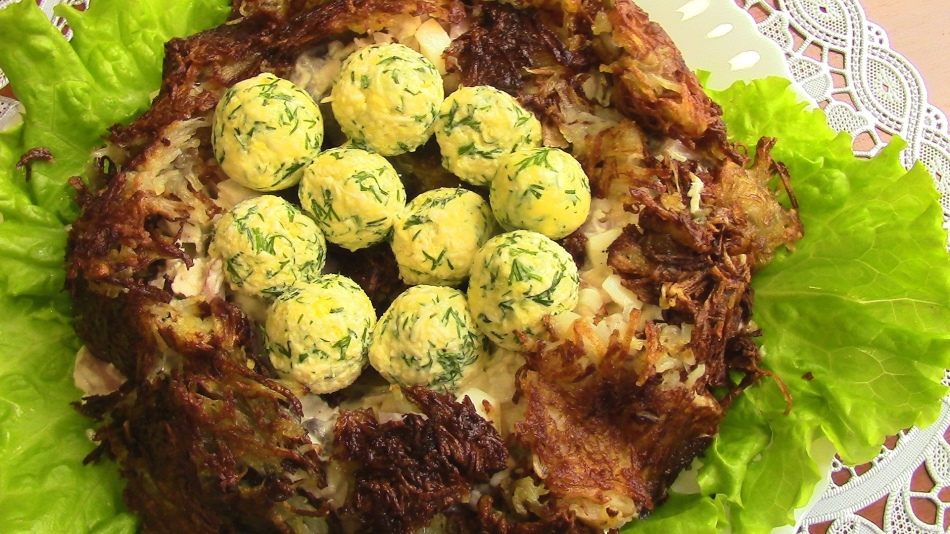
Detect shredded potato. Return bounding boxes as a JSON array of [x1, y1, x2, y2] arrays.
[[67, 0, 802, 531]]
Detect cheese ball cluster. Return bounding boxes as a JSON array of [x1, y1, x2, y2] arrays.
[[265, 274, 376, 394], [299, 147, 407, 251], [369, 285, 486, 392], [468, 230, 580, 350], [490, 147, 592, 240], [331, 43, 444, 156], [391, 188, 495, 286], [212, 73, 324, 191], [209, 195, 326, 298], [208, 41, 598, 400], [434, 85, 542, 186]]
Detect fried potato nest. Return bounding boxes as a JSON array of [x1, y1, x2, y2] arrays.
[[66, 0, 803, 532]]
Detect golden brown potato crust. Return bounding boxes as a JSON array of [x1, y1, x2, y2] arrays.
[[66, 0, 802, 531]]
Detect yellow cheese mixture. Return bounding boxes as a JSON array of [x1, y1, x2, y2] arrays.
[[299, 147, 407, 251], [467, 230, 580, 350], [369, 285, 487, 392], [209, 195, 326, 298], [212, 73, 324, 191], [330, 43, 443, 156], [265, 274, 376, 394], [434, 85, 542, 186], [390, 187, 496, 286], [490, 147, 591, 240]]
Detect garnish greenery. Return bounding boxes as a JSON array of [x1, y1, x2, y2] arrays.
[[0, 0, 231, 530], [1, 2, 948, 533], [625, 76, 950, 533]]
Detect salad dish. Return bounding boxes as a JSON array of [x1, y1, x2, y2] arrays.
[[1, 0, 949, 533], [60, 0, 805, 530]]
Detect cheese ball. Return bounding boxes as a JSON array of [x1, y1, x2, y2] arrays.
[[391, 188, 495, 286], [434, 85, 542, 186], [490, 147, 592, 240], [209, 195, 326, 298], [468, 230, 580, 350], [369, 286, 486, 392], [212, 73, 324, 191], [330, 43, 443, 156], [265, 275, 376, 394], [299, 147, 407, 251]]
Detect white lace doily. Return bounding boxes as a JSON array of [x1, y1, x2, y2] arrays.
[[739, 1, 950, 532], [741, 0, 950, 244], [2, 0, 949, 532]]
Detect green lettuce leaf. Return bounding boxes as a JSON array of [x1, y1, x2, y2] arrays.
[[703, 78, 950, 533], [623, 78, 950, 533], [0, 291, 135, 532], [0, 0, 230, 531], [2, 3, 949, 533]]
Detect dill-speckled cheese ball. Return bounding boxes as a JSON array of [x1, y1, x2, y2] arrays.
[[265, 274, 376, 394], [369, 285, 486, 392], [330, 43, 444, 156], [434, 85, 542, 186], [391, 187, 495, 286], [299, 147, 407, 251], [209, 195, 326, 298], [212, 73, 324, 191], [490, 147, 592, 240], [467, 230, 580, 350]]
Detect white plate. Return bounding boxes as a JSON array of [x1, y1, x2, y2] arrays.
[[636, 0, 794, 89]]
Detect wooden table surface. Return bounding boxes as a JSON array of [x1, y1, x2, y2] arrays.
[[863, 0, 950, 116]]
